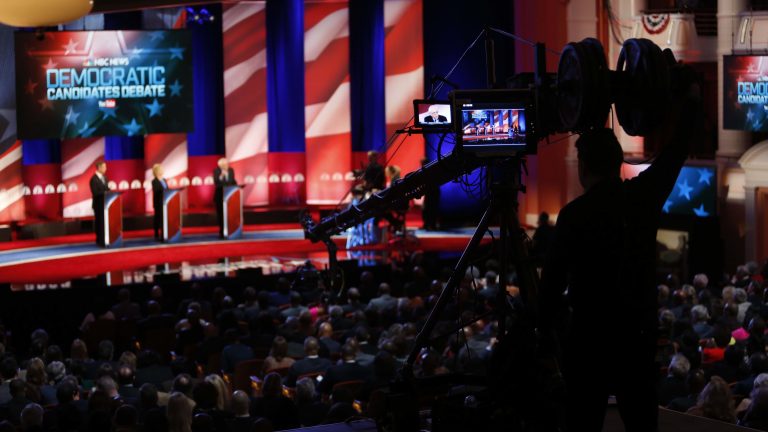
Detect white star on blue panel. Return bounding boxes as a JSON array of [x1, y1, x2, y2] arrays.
[[64, 106, 80, 126], [145, 99, 165, 117], [693, 204, 709, 217], [130, 47, 143, 59], [677, 179, 693, 201], [123, 118, 142, 136], [169, 80, 183, 97], [100, 106, 118, 119], [149, 31, 165, 41], [169, 46, 185, 60], [698, 168, 713, 185]]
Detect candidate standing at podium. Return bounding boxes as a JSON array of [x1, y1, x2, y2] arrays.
[[151, 164, 168, 241], [213, 158, 236, 238], [89, 161, 110, 246]]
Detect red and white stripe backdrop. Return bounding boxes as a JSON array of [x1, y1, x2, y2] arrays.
[[384, 0, 423, 176], [61, 138, 104, 218], [223, 2, 269, 206], [304, 1, 351, 205], [0, 141, 24, 222]]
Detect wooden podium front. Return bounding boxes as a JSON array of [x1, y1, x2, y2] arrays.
[[163, 188, 183, 243], [103, 191, 123, 248], [222, 185, 243, 239]]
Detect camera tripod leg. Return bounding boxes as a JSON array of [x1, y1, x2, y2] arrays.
[[402, 203, 494, 378]]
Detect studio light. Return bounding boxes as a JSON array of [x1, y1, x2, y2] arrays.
[[0, 0, 93, 27]]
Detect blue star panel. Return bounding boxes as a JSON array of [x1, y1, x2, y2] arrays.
[[664, 166, 716, 218], [14, 30, 194, 139]]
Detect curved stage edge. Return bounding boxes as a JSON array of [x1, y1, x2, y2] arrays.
[[0, 225, 482, 284]]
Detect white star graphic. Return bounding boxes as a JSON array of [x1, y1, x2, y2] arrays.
[[697, 168, 714, 186], [42, 58, 57, 70], [63, 39, 79, 55], [677, 179, 693, 201], [693, 204, 710, 217], [64, 106, 80, 126]]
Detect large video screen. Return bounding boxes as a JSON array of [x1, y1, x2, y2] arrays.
[[15, 30, 194, 140], [459, 102, 527, 154], [723, 55, 768, 132]]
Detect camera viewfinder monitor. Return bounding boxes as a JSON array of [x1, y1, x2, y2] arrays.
[[413, 99, 452, 129], [452, 90, 533, 156]]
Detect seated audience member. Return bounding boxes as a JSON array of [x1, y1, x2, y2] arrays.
[[746, 317, 767, 356], [281, 292, 308, 319], [286, 337, 332, 387], [191, 380, 231, 432], [269, 277, 293, 308], [250, 373, 298, 430], [318, 322, 340, 358], [691, 305, 714, 339], [20, 403, 43, 432], [85, 340, 117, 379], [667, 369, 707, 413], [135, 350, 174, 389], [263, 336, 295, 374], [318, 343, 371, 396], [709, 344, 747, 384], [687, 376, 737, 423], [342, 288, 365, 315], [25, 357, 56, 406], [220, 329, 255, 374], [137, 383, 166, 432], [167, 392, 194, 432], [329, 306, 353, 332], [735, 287, 752, 324], [367, 283, 397, 314], [238, 287, 261, 322], [138, 300, 175, 337], [659, 354, 691, 406], [735, 352, 768, 397], [0, 357, 17, 405], [204, 374, 230, 412], [324, 388, 357, 423], [117, 365, 139, 403], [53, 380, 84, 432], [111, 404, 138, 432], [736, 373, 768, 417], [740, 386, 768, 430], [225, 390, 260, 432], [702, 325, 732, 364], [295, 377, 328, 427], [4, 379, 32, 425], [111, 288, 142, 321]]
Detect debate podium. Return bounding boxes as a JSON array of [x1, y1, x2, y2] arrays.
[[222, 185, 243, 239], [162, 188, 183, 243], [102, 191, 123, 248]]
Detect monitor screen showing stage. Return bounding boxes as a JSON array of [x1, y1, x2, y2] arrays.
[[414, 100, 451, 128], [15, 30, 194, 140], [723, 55, 768, 132], [459, 102, 526, 154]]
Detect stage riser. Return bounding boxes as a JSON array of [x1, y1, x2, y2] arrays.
[[10, 209, 305, 240]]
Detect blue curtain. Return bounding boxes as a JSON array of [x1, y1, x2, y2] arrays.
[[349, 0, 385, 152], [187, 4, 225, 156], [266, 0, 305, 153]]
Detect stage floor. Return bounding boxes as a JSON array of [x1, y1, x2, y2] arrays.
[[0, 224, 484, 285]]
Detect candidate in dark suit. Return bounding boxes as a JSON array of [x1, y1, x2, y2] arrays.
[[151, 164, 169, 241], [213, 158, 237, 238], [89, 161, 110, 246]]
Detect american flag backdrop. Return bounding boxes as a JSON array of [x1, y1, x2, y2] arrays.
[[223, 2, 269, 206], [0, 1, 426, 223]]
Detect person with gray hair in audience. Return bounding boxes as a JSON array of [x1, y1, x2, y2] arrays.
[[659, 354, 690, 406], [691, 305, 714, 339], [295, 377, 329, 426], [735, 287, 751, 324], [225, 390, 261, 432]]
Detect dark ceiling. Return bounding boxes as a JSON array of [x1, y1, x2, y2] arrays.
[[91, 0, 221, 14]]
